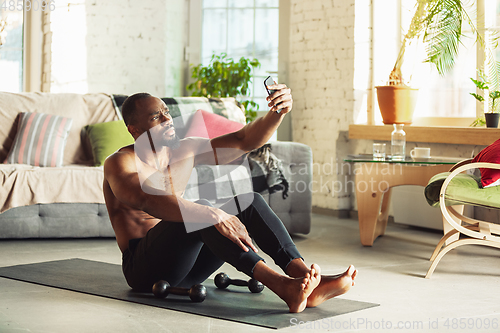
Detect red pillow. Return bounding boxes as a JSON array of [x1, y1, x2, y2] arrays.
[[472, 138, 500, 187], [185, 109, 244, 139]]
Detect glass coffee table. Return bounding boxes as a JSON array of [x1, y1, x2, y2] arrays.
[[344, 154, 463, 165], [344, 154, 463, 246]]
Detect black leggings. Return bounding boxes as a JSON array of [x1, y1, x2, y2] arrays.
[[122, 192, 302, 291]]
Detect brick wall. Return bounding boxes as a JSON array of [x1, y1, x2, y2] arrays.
[[82, 0, 186, 96], [289, 0, 355, 210]]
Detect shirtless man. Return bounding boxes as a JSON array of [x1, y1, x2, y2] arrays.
[[103, 84, 357, 313]]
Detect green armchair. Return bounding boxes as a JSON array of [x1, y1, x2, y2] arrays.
[[424, 159, 500, 278]]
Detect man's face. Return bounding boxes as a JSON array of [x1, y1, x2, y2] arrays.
[[132, 96, 180, 149]]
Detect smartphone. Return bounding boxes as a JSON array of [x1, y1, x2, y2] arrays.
[[264, 76, 281, 113]]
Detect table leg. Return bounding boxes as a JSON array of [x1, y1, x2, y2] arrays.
[[376, 187, 393, 238], [357, 186, 391, 247]]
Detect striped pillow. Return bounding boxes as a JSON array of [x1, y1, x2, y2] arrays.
[[4, 112, 73, 167]]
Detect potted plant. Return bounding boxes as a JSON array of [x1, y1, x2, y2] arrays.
[[186, 53, 261, 123], [377, 0, 476, 124], [470, 68, 500, 128]]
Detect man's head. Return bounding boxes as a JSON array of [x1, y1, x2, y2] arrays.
[[122, 93, 180, 149]]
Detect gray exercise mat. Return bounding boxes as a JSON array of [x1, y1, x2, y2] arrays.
[[0, 259, 378, 329]]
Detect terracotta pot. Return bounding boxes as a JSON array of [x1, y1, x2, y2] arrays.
[[375, 85, 419, 125], [485, 113, 500, 128]]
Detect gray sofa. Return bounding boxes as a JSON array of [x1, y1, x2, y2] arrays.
[[0, 92, 312, 238]]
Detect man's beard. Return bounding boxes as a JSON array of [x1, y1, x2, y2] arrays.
[[149, 123, 181, 150], [164, 133, 180, 149], [160, 123, 180, 149]]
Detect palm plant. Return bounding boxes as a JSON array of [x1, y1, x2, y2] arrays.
[[389, 0, 480, 85]]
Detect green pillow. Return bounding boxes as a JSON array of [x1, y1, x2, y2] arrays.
[[84, 120, 135, 166]]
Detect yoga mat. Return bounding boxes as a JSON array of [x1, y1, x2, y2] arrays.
[[0, 259, 378, 329]]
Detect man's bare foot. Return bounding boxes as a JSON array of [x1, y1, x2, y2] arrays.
[[306, 265, 357, 308], [280, 265, 321, 313], [253, 261, 321, 313]]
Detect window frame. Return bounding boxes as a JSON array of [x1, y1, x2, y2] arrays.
[[23, 5, 44, 92], [0, 2, 45, 92]]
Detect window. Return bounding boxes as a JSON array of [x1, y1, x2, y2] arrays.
[[484, 0, 500, 111], [49, 0, 87, 93], [0, 5, 24, 92], [200, 0, 279, 113], [396, 0, 477, 119], [356, 0, 500, 125]]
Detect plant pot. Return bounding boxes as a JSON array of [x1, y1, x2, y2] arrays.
[[485, 113, 500, 128], [375, 85, 419, 125]]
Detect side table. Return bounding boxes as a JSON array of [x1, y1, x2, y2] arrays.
[[344, 155, 463, 246]]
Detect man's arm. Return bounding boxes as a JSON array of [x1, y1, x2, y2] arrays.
[[104, 150, 258, 252], [202, 83, 292, 165]]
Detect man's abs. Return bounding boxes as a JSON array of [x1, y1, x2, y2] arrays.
[[103, 179, 160, 252]]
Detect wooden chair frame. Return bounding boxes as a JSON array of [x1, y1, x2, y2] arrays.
[[426, 160, 500, 278]]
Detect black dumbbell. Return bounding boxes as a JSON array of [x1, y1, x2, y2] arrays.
[[214, 272, 264, 293], [152, 280, 207, 302]]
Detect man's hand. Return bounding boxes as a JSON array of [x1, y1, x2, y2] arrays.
[[208, 82, 293, 160], [266, 83, 293, 114], [212, 208, 258, 253]]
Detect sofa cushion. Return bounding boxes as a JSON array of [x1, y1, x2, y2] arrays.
[[0, 203, 114, 238], [472, 138, 500, 187], [0, 92, 119, 165], [4, 112, 73, 167], [185, 109, 244, 139], [423, 171, 500, 208], [84, 120, 135, 166]]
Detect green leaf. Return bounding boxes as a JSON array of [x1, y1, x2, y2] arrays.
[[470, 116, 486, 127], [470, 77, 489, 90], [241, 100, 259, 123], [490, 90, 500, 100], [470, 92, 484, 102], [422, 0, 466, 76]]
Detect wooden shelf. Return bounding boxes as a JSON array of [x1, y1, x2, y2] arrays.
[[349, 124, 500, 146]]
